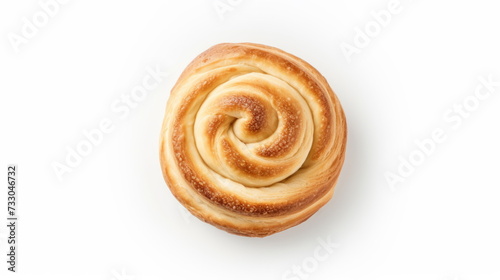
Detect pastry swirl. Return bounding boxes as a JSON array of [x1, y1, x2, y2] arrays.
[[160, 43, 347, 237]]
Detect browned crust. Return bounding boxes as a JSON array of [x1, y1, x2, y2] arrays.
[[160, 42, 347, 237]]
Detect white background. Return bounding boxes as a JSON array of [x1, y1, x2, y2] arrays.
[[1, 0, 500, 279]]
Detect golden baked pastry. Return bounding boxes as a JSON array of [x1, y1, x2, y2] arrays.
[[160, 43, 347, 237]]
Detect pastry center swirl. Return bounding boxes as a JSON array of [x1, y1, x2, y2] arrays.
[[194, 72, 314, 188]]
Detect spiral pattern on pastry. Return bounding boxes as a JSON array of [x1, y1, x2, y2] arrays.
[[160, 43, 347, 237]]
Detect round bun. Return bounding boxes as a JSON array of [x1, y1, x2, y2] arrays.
[[160, 43, 347, 237]]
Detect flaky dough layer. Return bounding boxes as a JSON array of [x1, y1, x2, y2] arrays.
[[160, 43, 347, 237]]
